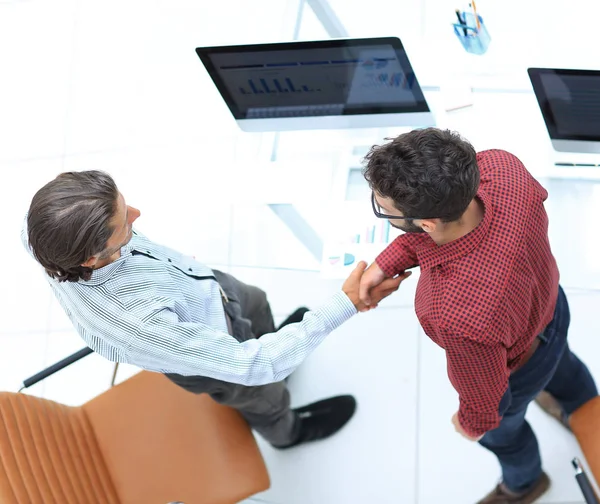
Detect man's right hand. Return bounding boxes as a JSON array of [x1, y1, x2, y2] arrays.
[[358, 261, 387, 307], [343, 261, 411, 312]]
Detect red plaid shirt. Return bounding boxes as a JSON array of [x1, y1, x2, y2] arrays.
[[376, 149, 560, 437]]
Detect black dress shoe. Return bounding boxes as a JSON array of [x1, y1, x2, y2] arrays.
[[277, 307, 309, 330], [274, 395, 357, 449]]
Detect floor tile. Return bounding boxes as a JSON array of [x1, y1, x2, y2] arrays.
[[544, 180, 600, 291], [63, 0, 291, 155], [0, 332, 48, 394], [40, 331, 115, 405], [564, 290, 600, 380], [254, 306, 421, 504], [0, 0, 76, 161], [2, 158, 65, 334], [40, 331, 141, 406]]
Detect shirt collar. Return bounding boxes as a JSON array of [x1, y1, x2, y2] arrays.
[[416, 189, 493, 270], [78, 242, 135, 286]]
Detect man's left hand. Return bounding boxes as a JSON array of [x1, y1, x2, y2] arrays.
[[451, 412, 484, 442]]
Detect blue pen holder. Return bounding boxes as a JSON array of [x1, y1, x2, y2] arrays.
[[453, 12, 491, 55]]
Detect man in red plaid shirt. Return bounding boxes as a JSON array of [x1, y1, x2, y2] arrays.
[[359, 128, 598, 503]]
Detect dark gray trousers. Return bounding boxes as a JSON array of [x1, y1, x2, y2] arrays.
[[164, 270, 299, 447]]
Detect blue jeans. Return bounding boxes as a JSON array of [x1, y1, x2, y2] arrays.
[[479, 285, 598, 492]]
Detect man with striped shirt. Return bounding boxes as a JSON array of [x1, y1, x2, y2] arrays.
[[23, 170, 409, 449]]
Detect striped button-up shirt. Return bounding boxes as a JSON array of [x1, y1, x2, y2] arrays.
[[22, 223, 356, 386]]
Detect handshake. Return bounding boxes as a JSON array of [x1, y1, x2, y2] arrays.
[[341, 261, 412, 312]]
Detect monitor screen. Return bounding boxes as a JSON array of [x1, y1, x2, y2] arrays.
[[195, 38, 430, 122], [528, 68, 600, 142]]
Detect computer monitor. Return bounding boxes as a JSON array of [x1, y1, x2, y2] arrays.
[[528, 68, 600, 153], [195, 37, 434, 132]]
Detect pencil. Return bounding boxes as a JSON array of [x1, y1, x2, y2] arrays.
[[471, 1, 481, 30], [455, 9, 467, 36]]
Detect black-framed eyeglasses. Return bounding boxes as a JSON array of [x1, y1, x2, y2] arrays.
[[371, 192, 422, 221]]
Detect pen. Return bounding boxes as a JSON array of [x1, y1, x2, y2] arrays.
[[470, 1, 481, 31], [455, 9, 468, 36]]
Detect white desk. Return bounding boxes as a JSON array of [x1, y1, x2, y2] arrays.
[[253, 88, 600, 276]]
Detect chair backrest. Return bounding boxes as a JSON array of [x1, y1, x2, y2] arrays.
[[0, 392, 120, 504], [0, 371, 270, 504], [82, 371, 270, 504]]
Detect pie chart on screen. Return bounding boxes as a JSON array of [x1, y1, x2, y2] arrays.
[[328, 253, 355, 267]]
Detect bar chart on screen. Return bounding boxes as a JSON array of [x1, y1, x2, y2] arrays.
[[238, 77, 322, 95], [321, 211, 400, 279], [348, 220, 392, 245]]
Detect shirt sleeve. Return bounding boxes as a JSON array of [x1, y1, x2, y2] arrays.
[[129, 291, 357, 386], [375, 234, 421, 277], [444, 332, 510, 437]]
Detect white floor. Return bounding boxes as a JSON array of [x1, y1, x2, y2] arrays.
[[2, 2, 600, 501], [2, 154, 600, 503]]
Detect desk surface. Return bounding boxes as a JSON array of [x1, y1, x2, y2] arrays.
[[240, 88, 600, 206], [248, 88, 600, 281]]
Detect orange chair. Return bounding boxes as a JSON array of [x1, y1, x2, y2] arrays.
[[0, 355, 270, 504], [570, 397, 600, 503]]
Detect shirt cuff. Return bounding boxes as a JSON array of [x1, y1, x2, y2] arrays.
[[458, 408, 500, 438], [314, 291, 357, 332]]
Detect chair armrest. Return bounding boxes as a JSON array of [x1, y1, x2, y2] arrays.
[[20, 347, 94, 390]]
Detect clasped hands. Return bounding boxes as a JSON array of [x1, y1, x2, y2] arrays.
[[342, 261, 412, 312]]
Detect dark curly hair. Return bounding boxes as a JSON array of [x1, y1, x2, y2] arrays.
[[27, 170, 119, 282], [362, 128, 480, 222]]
